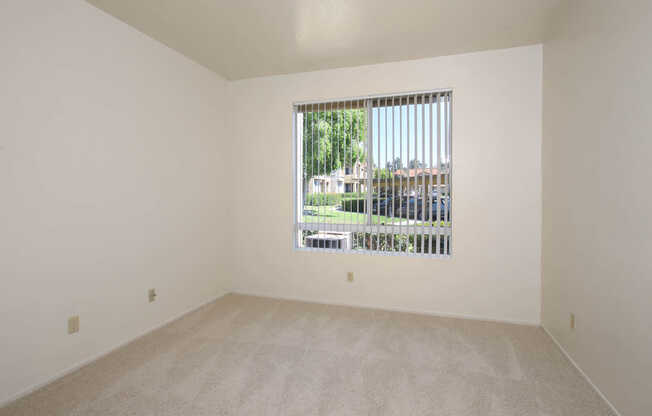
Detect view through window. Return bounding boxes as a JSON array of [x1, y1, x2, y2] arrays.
[[293, 91, 451, 256]]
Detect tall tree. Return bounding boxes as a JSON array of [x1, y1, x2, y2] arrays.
[[386, 157, 403, 172], [302, 109, 367, 184], [373, 167, 391, 179], [408, 159, 425, 169]]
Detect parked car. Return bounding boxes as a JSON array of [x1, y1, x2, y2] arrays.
[[395, 196, 416, 218], [372, 196, 394, 216], [396, 196, 450, 221], [418, 196, 450, 222]]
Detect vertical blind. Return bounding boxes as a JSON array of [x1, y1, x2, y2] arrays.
[[293, 90, 452, 256]]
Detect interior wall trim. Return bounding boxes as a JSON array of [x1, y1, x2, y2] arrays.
[[0, 291, 229, 408], [542, 325, 622, 416]]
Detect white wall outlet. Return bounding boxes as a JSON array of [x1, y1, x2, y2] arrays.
[[68, 316, 79, 334], [347, 272, 354, 282], [570, 313, 575, 330], [148, 288, 157, 302]]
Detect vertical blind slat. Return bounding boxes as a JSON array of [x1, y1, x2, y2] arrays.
[[384, 99, 389, 252], [408, 95, 412, 253], [376, 99, 381, 250], [421, 94, 426, 254], [445, 95, 452, 254], [413, 94, 418, 254], [366, 100, 373, 248], [398, 99, 403, 247], [436, 94, 441, 255], [391, 96, 396, 251], [428, 94, 434, 254]]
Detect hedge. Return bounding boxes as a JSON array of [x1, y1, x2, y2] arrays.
[[304, 193, 340, 206], [304, 192, 364, 206], [341, 198, 367, 213]]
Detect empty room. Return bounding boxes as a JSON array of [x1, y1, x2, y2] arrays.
[[1, 0, 650, 415]]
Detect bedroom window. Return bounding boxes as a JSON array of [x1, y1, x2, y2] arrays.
[[293, 90, 452, 256]]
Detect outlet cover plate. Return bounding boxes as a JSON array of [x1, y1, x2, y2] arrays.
[[68, 316, 79, 334]]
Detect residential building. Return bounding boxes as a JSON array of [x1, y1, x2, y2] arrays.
[[308, 160, 368, 194]]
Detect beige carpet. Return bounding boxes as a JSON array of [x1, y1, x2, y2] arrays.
[[1, 294, 614, 415]]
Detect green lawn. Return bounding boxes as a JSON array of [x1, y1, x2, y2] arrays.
[[302, 205, 450, 227]]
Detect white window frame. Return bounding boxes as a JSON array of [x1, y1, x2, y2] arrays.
[[292, 89, 453, 257]]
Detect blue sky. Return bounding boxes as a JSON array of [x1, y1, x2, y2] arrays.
[[370, 102, 450, 169]]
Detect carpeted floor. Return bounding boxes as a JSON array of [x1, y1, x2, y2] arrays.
[[1, 294, 615, 415]]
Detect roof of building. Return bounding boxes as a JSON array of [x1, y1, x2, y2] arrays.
[[393, 168, 447, 177]]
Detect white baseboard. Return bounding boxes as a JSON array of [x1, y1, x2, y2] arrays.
[[0, 291, 228, 408], [542, 325, 621, 416], [229, 290, 540, 326]]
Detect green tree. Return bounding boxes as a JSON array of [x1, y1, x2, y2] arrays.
[[302, 109, 366, 185], [373, 167, 392, 179], [386, 157, 403, 172], [408, 159, 425, 169]]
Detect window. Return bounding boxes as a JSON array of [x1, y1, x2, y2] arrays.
[[293, 90, 452, 256]]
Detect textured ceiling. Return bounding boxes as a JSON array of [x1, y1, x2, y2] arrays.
[[86, 0, 561, 80]]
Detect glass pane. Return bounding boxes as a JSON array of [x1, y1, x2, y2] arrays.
[[300, 104, 368, 227], [296, 92, 451, 256], [369, 96, 451, 229]]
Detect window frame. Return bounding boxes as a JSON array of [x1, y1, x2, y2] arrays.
[[292, 89, 453, 257]]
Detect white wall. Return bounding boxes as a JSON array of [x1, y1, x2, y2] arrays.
[[226, 45, 542, 325], [542, 1, 652, 415], [0, 0, 228, 403]]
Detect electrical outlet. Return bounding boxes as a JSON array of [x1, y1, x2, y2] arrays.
[[68, 316, 79, 334], [148, 288, 157, 302], [347, 272, 354, 282], [570, 313, 575, 330]]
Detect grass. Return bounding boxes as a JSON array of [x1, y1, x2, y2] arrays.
[[302, 205, 450, 227]]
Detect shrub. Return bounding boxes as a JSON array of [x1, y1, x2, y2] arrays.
[[341, 192, 365, 200], [341, 198, 367, 213], [352, 232, 449, 254], [304, 193, 341, 206], [304, 192, 365, 206]]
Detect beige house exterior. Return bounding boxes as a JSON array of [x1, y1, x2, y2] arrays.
[[309, 165, 449, 195], [374, 168, 450, 195], [308, 161, 368, 194]]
